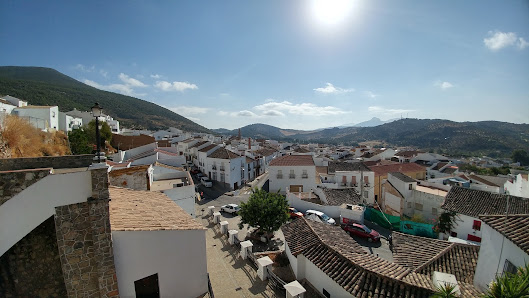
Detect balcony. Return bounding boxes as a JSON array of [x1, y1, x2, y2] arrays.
[[301, 174, 308, 179], [220, 167, 225, 172], [351, 183, 358, 187], [289, 174, 296, 179], [276, 174, 283, 179], [212, 165, 217, 170]]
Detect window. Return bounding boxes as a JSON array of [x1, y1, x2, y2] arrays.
[[450, 231, 457, 237], [409, 184, 413, 190], [407, 202, 412, 208], [323, 288, 330, 298], [415, 203, 423, 211], [472, 220, 481, 231], [364, 191, 368, 198], [134, 273, 160, 298], [375, 194, 378, 202], [503, 259, 517, 275], [432, 208, 438, 216], [289, 169, 295, 179], [302, 170, 308, 178], [277, 170, 283, 179]]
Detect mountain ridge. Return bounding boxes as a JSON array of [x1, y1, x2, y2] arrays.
[[0, 66, 210, 132]]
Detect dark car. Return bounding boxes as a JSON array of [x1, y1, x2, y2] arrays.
[[342, 223, 381, 242], [288, 207, 303, 218]]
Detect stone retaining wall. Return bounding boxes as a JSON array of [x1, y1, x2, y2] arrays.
[[0, 155, 94, 171], [0, 168, 51, 207]]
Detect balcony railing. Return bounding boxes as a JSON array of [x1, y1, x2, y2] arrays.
[[351, 183, 358, 187], [220, 167, 225, 172], [276, 174, 283, 179], [301, 174, 308, 179], [289, 174, 296, 179], [212, 165, 217, 170]]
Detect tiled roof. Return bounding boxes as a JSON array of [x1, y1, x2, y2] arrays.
[[156, 140, 171, 147], [254, 147, 277, 157], [328, 161, 370, 173], [282, 218, 435, 297], [208, 148, 240, 160], [393, 232, 481, 285], [198, 144, 217, 153], [431, 162, 448, 171], [182, 138, 195, 143], [395, 150, 424, 157], [270, 155, 314, 167], [480, 214, 529, 254], [321, 188, 362, 206], [389, 172, 416, 183], [294, 147, 310, 153], [441, 167, 458, 174], [442, 187, 529, 218], [188, 140, 209, 149], [245, 156, 255, 163], [155, 148, 180, 156], [368, 163, 426, 176], [111, 134, 156, 150], [109, 187, 204, 231], [469, 174, 508, 187]]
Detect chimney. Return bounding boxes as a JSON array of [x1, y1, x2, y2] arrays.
[[248, 137, 251, 150], [238, 128, 241, 140]]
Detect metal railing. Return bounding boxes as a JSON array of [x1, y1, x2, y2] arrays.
[[220, 167, 225, 172], [276, 174, 283, 179], [289, 174, 296, 179], [301, 174, 308, 179], [267, 267, 287, 291], [207, 273, 214, 298], [248, 251, 258, 270]]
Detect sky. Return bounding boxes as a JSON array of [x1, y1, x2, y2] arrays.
[[1, 1, 528, 130]]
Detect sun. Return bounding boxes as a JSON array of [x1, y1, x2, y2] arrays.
[[311, 0, 355, 26]]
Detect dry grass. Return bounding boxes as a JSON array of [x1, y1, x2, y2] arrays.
[[0, 114, 70, 157]]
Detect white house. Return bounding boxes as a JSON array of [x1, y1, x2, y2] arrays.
[[320, 161, 375, 204], [13, 105, 59, 131], [0, 98, 16, 114], [473, 214, 529, 291], [65, 108, 120, 133], [441, 187, 529, 243], [504, 174, 529, 198], [269, 155, 318, 194], [58, 112, 83, 133], [0, 95, 28, 107], [205, 147, 245, 190], [109, 187, 208, 297]]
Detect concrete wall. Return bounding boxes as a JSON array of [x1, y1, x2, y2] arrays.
[[474, 223, 529, 291], [0, 155, 94, 171], [0, 217, 67, 297], [14, 106, 59, 131], [410, 190, 445, 222], [162, 187, 196, 217], [112, 230, 208, 298], [385, 192, 402, 216], [298, 254, 352, 297], [285, 242, 298, 278], [109, 170, 150, 190], [287, 192, 341, 218], [504, 174, 529, 198], [0, 170, 92, 257], [451, 213, 482, 241]]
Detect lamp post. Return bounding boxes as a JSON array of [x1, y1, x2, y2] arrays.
[[91, 102, 103, 163]]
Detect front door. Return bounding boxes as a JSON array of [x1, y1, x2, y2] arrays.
[[134, 273, 160, 298], [290, 185, 303, 192]]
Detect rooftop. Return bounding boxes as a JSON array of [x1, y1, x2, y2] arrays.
[[389, 172, 416, 183], [269, 155, 314, 167], [321, 188, 362, 206], [109, 187, 204, 231], [328, 161, 370, 173], [208, 147, 240, 160], [198, 144, 217, 152], [442, 187, 529, 218], [109, 164, 151, 177], [368, 163, 426, 176], [395, 150, 424, 157], [480, 214, 529, 255]]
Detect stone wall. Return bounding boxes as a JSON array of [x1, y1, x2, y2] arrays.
[[0, 154, 94, 171], [0, 168, 51, 206], [0, 216, 67, 297]]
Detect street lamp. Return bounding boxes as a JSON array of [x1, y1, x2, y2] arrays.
[[91, 102, 103, 163]]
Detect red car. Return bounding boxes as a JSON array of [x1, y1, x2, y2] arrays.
[[342, 223, 381, 242], [288, 207, 304, 218]]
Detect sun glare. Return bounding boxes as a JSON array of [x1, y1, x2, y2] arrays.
[[311, 0, 355, 26]]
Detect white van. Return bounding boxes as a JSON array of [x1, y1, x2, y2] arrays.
[[200, 177, 212, 187]]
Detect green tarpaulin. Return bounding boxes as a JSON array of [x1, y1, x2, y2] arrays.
[[364, 208, 401, 231], [400, 221, 436, 238]]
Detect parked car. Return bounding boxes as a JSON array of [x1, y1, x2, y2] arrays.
[[341, 223, 381, 242], [220, 204, 240, 214], [288, 207, 303, 218], [200, 177, 212, 187], [196, 173, 205, 179], [305, 210, 335, 225], [190, 168, 200, 175]]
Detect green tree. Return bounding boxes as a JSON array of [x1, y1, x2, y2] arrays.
[[238, 189, 289, 236], [483, 263, 529, 298], [434, 211, 457, 235], [87, 120, 112, 144], [68, 127, 92, 155], [512, 149, 529, 166], [431, 283, 458, 298]]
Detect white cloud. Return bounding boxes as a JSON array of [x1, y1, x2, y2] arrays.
[[150, 74, 161, 79], [364, 91, 378, 98], [154, 80, 198, 92], [313, 83, 354, 94], [235, 110, 258, 117], [518, 37, 529, 50], [119, 73, 147, 87], [435, 81, 454, 90], [75, 64, 95, 72], [168, 106, 209, 115], [99, 69, 108, 78], [254, 100, 347, 116], [484, 30, 528, 51], [218, 111, 229, 116], [262, 110, 285, 117], [368, 106, 415, 115]]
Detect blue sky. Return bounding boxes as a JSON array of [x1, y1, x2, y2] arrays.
[[1, 1, 528, 130]]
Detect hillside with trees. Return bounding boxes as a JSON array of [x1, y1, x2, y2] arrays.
[[0, 66, 210, 133]]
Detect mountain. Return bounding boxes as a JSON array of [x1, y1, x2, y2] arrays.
[[0, 66, 210, 132], [337, 117, 397, 128], [221, 119, 529, 157]]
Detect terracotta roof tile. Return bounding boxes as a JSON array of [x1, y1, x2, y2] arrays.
[[389, 172, 416, 183], [208, 148, 240, 160], [109, 164, 150, 177], [480, 214, 529, 254], [109, 187, 204, 231], [198, 144, 217, 152], [321, 188, 362, 206], [270, 155, 314, 167], [368, 163, 426, 176], [328, 161, 370, 173], [442, 187, 529, 218]]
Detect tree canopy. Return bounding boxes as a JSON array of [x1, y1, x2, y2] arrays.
[[238, 189, 290, 235], [68, 120, 112, 155], [512, 149, 529, 166]]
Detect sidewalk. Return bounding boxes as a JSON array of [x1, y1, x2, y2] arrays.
[[197, 209, 283, 297]]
